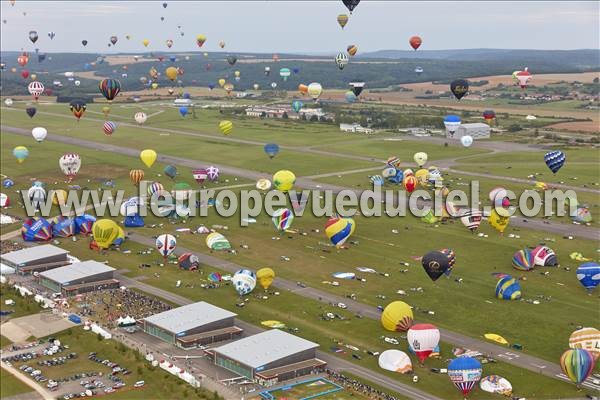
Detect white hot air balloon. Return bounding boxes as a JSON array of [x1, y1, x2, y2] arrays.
[[27, 184, 46, 212], [4, 98, 13, 106], [135, 112, 147, 125], [59, 153, 81, 182], [74, 80, 81, 86], [407, 323, 440, 363], [307, 82, 322, 101], [460, 135, 473, 147], [232, 269, 257, 296], [28, 81, 45, 100], [31, 127, 47, 142], [378, 350, 412, 374], [156, 234, 177, 257]]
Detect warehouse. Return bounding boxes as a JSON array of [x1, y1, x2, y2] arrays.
[[451, 122, 491, 139], [0, 244, 71, 274], [38, 260, 118, 296], [211, 329, 326, 387], [142, 302, 242, 348]]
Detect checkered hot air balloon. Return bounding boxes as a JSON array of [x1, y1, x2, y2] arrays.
[[28, 81, 44, 100], [98, 78, 121, 101], [544, 151, 565, 174]]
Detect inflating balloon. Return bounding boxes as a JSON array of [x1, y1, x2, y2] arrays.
[[256, 268, 275, 290], [378, 350, 412, 374], [325, 216, 355, 247], [92, 219, 119, 249], [381, 301, 413, 332], [156, 234, 177, 257], [407, 323, 440, 363], [495, 275, 522, 300], [512, 249, 535, 271], [569, 327, 600, 359], [272, 170, 296, 192]]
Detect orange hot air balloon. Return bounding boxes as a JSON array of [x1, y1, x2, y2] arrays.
[[129, 169, 144, 185], [403, 175, 418, 193], [298, 84, 308, 95], [17, 53, 29, 67], [409, 36, 422, 50]]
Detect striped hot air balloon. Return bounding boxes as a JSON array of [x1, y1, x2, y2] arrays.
[[544, 151, 566, 174], [560, 349, 595, 385], [495, 275, 522, 300], [569, 327, 600, 360], [512, 249, 535, 271], [325, 216, 355, 248], [129, 169, 144, 185], [103, 121, 116, 136], [219, 120, 233, 135], [98, 78, 121, 101], [272, 208, 294, 232], [448, 357, 482, 397]]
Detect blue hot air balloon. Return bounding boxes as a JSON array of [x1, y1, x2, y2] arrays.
[[576, 262, 600, 292], [179, 106, 188, 117], [164, 164, 178, 179], [183, 92, 191, 99], [291, 100, 303, 113], [52, 216, 76, 237], [495, 275, 522, 300], [264, 143, 280, 159], [544, 151, 566, 174], [75, 214, 96, 235], [447, 357, 482, 397], [169, 55, 176, 62], [21, 217, 53, 241], [293, 67, 300, 74]]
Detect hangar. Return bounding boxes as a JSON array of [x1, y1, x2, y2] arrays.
[[142, 302, 242, 348], [211, 329, 326, 386], [0, 244, 70, 274], [38, 260, 118, 296]]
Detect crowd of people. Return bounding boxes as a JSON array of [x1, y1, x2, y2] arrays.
[[325, 369, 401, 400], [74, 288, 171, 327]]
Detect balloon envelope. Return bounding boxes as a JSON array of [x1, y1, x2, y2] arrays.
[[381, 301, 413, 332], [378, 350, 412, 374]]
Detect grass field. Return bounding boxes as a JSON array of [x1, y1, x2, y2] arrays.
[[0, 367, 34, 398], [1, 98, 598, 399], [6, 328, 218, 400], [0, 283, 43, 319]]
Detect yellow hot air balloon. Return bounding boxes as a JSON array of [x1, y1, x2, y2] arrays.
[[101, 106, 111, 117], [31, 73, 37, 81], [489, 208, 510, 234], [142, 39, 150, 47], [151, 82, 159, 90], [219, 120, 233, 135], [307, 82, 322, 100], [484, 333, 509, 345], [381, 301, 413, 332], [234, 70, 240, 78], [52, 189, 68, 206], [413, 152, 428, 167], [256, 268, 275, 290], [415, 168, 430, 187], [337, 14, 349, 29], [223, 82, 234, 95], [92, 219, 119, 249], [272, 170, 296, 192], [140, 149, 157, 168], [196, 34, 207, 47], [218, 78, 226, 87], [165, 66, 178, 81]]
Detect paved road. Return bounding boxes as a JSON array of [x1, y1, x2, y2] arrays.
[[124, 232, 600, 393], [116, 270, 440, 400], [2, 124, 597, 240]]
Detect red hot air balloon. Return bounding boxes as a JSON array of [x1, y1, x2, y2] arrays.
[[21, 70, 29, 79], [409, 36, 422, 50], [17, 53, 29, 67]]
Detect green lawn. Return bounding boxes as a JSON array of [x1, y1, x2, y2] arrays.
[[0, 367, 34, 398], [0, 335, 12, 348], [0, 284, 43, 319], [7, 328, 219, 400]]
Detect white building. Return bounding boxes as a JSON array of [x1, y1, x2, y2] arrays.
[[340, 123, 373, 134], [452, 123, 491, 139]]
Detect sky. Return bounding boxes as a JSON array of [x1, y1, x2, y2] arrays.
[[1, 1, 598, 54]]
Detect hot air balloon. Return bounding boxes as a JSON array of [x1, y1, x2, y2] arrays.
[[279, 67, 291, 81], [460, 209, 482, 232], [147, 182, 164, 197], [347, 44, 358, 56], [421, 250, 451, 281], [92, 219, 119, 249], [325, 216, 355, 247], [28, 81, 44, 100], [450, 79, 469, 100], [52, 189, 67, 206], [273, 170, 296, 192], [337, 14, 349, 29], [26, 184, 46, 211], [349, 81, 365, 97], [142, 39, 150, 47], [291, 100, 303, 113], [512, 249, 535, 271], [335, 52, 349, 70], [179, 106, 188, 117], [129, 169, 144, 186], [381, 301, 413, 332], [272, 208, 294, 232], [344, 91, 357, 103], [307, 82, 322, 101], [206, 232, 231, 250], [226, 55, 237, 66], [342, 0, 360, 14], [135, 112, 147, 125], [163, 165, 177, 179], [544, 151, 565, 174], [495, 275, 522, 300], [28, 30, 38, 43], [569, 328, 600, 360], [59, 153, 81, 182], [13, 146, 29, 163], [69, 100, 86, 120], [264, 143, 280, 159], [461, 135, 473, 147], [156, 234, 177, 257], [298, 83, 308, 95], [576, 262, 600, 292], [81, 40, 88, 46], [224, 82, 234, 94], [516, 68, 532, 89], [17, 53, 29, 67], [443, 115, 461, 136], [489, 208, 510, 234], [191, 168, 207, 185], [196, 34, 207, 47], [531, 245, 558, 267], [21, 70, 30, 79], [413, 152, 428, 168], [482, 109, 496, 125], [256, 268, 275, 290], [232, 269, 257, 296], [52, 216, 76, 238], [31, 127, 47, 142], [109, 35, 118, 45], [409, 35, 422, 50], [219, 120, 233, 135], [448, 357, 482, 397], [98, 79, 121, 101], [479, 375, 513, 396], [165, 66, 178, 81], [218, 40, 225, 48], [560, 349, 595, 386], [206, 166, 220, 182], [21, 217, 52, 242], [407, 324, 440, 363], [378, 350, 412, 374], [48, 31, 55, 40], [140, 149, 157, 168], [103, 121, 116, 136], [256, 178, 271, 191]]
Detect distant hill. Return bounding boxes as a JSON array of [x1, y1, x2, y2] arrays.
[[1, 49, 598, 97]]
